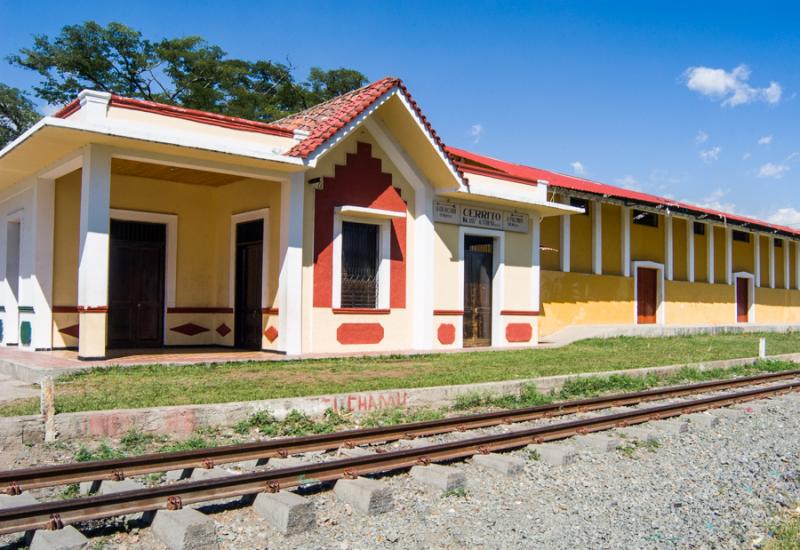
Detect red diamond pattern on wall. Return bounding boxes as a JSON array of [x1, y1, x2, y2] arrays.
[[59, 324, 80, 338], [171, 323, 210, 336], [264, 326, 279, 343], [216, 324, 231, 337]]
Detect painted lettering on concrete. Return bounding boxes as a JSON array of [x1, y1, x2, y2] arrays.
[[319, 391, 409, 413]]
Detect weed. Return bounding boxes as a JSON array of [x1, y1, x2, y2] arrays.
[[526, 449, 541, 461], [442, 487, 467, 498], [59, 483, 80, 499], [74, 442, 123, 462], [617, 444, 637, 458]]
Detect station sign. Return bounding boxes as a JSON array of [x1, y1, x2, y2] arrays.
[[433, 201, 529, 233]]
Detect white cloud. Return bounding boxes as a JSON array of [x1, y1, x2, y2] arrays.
[[742, 152, 752, 160], [683, 64, 782, 107], [615, 175, 640, 190], [758, 135, 773, 145], [758, 162, 790, 179], [695, 130, 709, 144], [767, 207, 800, 226], [469, 123, 483, 144], [695, 188, 737, 213], [571, 161, 586, 176], [786, 152, 800, 163], [699, 146, 722, 163]]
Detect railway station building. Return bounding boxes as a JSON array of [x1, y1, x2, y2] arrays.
[[0, 77, 798, 359]]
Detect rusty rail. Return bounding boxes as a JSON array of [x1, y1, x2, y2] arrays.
[[1, 368, 798, 494], [0, 379, 795, 535]]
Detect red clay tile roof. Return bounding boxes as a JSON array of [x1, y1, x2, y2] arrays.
[[273, 77, 461, 183], [448, 146, 800, 237]]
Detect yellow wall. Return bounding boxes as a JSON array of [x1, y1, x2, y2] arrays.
[[570, 209, 592, 273], [539, 270, 633, 337], [713, 227, 726, 284], [732, 232, 755, 274], [695, 226, 709, 283], [50, 169, 283, 348], [672, 218, 688, 281], [756, 287, 800, 323], [601, 204, 622, 275], [540, 215, 560, 271], [664, 280, 734, 325], [630, 214, 665, 264], [776, 240, 787, 289]]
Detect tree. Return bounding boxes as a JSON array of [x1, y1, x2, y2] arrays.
[[0, 83, 40, 147], [9, 21, 368, 122]]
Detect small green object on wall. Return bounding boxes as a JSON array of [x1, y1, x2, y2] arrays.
[[0, 319, 4, 342], [20, 321, 31, 346]]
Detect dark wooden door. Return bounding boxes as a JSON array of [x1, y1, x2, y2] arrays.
[[108, 220, 166, 348], [463, 235, 493, 347], [235, 220, 263, 349], [636, 267, 657, 324], [736, 278, 749, 323]]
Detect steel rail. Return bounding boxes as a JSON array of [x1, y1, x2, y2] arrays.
[[0, 380, 796, 535], [2, 368, 799, 494]]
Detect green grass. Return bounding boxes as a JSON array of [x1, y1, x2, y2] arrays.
[[765, 513, 800, 549], [1, 332, 798, 415]]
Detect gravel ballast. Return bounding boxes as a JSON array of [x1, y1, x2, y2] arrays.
[[2, 393, 799, 549]]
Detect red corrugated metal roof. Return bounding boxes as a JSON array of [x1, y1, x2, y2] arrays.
[[447, 146, 799, 237]]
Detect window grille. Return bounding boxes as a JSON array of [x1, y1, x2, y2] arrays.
[[341, 221, 379, 308]]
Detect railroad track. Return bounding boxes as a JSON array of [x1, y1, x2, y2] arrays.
[[0, 371, 798, 537], [2, 368, 798, 495]]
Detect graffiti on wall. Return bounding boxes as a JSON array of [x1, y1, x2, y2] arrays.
[[319, 391, 409, 413]]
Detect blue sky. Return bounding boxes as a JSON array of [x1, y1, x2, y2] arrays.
[[1, 1, 798, 225]]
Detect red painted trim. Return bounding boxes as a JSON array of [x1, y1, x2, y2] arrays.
[[262, 307, 280, 315], [500, 310, 540, 316], [313, 142, 407, 310], [170, 323, 210, 336], [76, 306, 108, 313], [437, 323, 456, 345], [264, 326, 279, 343], [59, 324, 80, 338], [52, 306, 79, 313], [108, 96, 294, 137], [336, 323, 384, 345], [433, 309, 464, 316], [167, 307, 234, 314], [53, 99, 81, 118], [506, 323, 533, 343], [332, 308, 391, 315]]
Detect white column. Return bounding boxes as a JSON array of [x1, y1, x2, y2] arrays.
[[592, 201, 602, 275], [412, 185, 433, 350], [784, 238, 790, 289], [665, 215, 673, 281], [795, 241, 800, 291], [686, 219, 695, 283], [768, 236, 776, 288], [725, 227, 733, 285], [560, 212, 571, 273], [78, 145, 111, 359], [278, 172, 305, 355], [706, 222, 715, 284], [31, 178, 55, 350], [531, 214, 541, 311], [621, 206, 631, 277]]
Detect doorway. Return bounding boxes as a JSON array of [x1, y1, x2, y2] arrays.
[[463, 235, 494, 347], [736, 277, 750, 323], [234, 219, 264, 349], [108, 220, 166, 347], [636, 267, 658, 324]]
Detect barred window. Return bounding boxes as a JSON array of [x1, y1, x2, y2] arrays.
[[341, 221, 379, 308]]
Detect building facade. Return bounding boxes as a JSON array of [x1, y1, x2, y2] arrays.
[[0, 77, 796, 359]]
